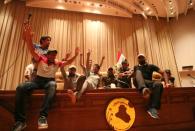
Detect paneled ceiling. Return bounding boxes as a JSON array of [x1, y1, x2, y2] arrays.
[[4, 0, 195, 20]]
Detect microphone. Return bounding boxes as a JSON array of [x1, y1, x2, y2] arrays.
[[24, 13, 32, 24], [27, 13, 32, 22]]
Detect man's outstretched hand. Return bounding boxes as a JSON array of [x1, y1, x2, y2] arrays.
[[23, 22, 34, 41], [75, 47, 80, 56]]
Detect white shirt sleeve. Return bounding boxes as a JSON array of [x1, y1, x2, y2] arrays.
[[24, 64, 34, 77]]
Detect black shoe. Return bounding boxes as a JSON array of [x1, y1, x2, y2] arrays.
[[38, 116, 48, 129], [12, 121, 27, 131], [147, 108, 159, 119]]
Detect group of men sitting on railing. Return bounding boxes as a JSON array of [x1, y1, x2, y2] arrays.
[[12, 22, 175, 131]]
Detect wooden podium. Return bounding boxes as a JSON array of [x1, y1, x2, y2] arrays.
[[0, 88, 195, 131]]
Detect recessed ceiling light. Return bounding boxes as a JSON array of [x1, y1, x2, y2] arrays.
[[84, 9, 90, 12], [86, 2, 90, 6], [145, 7, 150, 11], [93, 10, 101, 14], [58, 0, 63, 3], [56, 5, 65, 9]]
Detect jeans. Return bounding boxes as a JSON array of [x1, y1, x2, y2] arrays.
[[76, 80, 94, 100], [14, 76, 56, 122], [133, 70, 163, 109], [117, 77, 132, 88], [75, 76, 86, 92]]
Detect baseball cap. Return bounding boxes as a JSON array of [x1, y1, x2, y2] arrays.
[[137, 53, 145, 58], [47, 49, 57, 55], [68, 65, 77, 70], [122, 59, 128, 64]]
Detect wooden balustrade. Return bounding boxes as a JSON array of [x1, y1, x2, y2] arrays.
[[0, 88, 195, 130]]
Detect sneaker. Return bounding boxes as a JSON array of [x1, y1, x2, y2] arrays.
[[147, 108, 159, 119], [142, 88, 151, 99], [38, 116, 48, 129], [12, 121, 27, 131], [67, 89, 76, 104]]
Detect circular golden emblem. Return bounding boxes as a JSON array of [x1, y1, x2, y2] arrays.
[[106, 98, 135, 131]]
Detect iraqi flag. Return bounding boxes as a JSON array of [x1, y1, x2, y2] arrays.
[[116, 51, 126, 68]]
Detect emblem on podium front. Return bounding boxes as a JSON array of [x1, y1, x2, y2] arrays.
[[106, 98, 135, 131]]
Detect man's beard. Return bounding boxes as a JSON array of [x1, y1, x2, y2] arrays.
[[45, 45, 49, 49], [139, 60, 146, 65], [69, 73, 75, 77], [122, 67, 129, 71], [48, 59, 54, 64], [108, 73, 115, 77]]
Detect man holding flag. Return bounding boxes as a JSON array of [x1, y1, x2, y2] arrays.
[[116, 51, 133, 88]]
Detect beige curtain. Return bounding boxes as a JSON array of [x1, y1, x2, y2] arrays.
[[0, 1, 180, 90]]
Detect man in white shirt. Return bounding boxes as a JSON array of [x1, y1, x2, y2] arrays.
[[68, 50, 104, 104], [12, 23, 79, 131], [75, 64, 101, 101], [60, 65, 81, 90], [24, 36, 51, 82]]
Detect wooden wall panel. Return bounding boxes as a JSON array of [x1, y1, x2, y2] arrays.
[[0, 88, 195, 130]]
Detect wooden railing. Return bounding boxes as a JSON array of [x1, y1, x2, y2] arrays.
[[0, 88, 195, 130]]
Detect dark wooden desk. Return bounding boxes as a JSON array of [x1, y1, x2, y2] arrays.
[[0, 88, 195, 131]]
